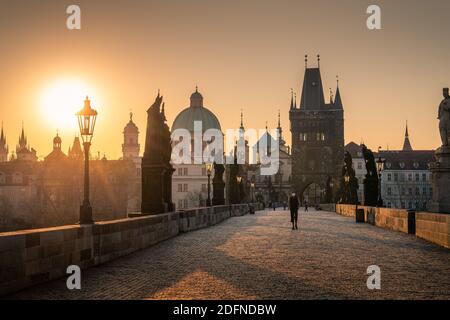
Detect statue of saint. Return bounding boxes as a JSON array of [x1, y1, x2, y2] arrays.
[[438, 88, 450, 147]]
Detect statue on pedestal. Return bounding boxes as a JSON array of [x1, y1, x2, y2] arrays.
[[429, 88, 450, 213], [438, 88, 450, 147]]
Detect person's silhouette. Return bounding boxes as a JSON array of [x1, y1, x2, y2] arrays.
[[289, 192, 299, 230]]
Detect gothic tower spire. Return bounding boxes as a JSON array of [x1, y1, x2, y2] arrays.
[[402, 121, 413, 151]]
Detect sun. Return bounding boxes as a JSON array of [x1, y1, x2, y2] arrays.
[[40, 79, 98, 130]]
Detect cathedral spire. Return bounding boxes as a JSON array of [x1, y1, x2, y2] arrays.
[[334, 76, 343, 109], [0, 122, 5, 145], [402, 121, 413, 151], [240, 109, 244, 130], [290, 88, 294, 109], [277, 109, 283, 140]]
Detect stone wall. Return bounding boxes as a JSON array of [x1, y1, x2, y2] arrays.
[[0, 203, 259, 296], [335, 204, 414, 234], [416, 212, 450, 249], [335, 204, 357, 217]]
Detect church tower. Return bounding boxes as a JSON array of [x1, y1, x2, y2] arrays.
[[0, 123, 8, 162], [122, 112, 140, 162], [289, 55, 344, 202]]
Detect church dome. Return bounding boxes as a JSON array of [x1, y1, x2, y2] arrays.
[[171, 88, 221, 133]]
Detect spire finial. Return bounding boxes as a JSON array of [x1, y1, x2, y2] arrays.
[[265, 121, 268, 131], [336, 75, 339, 87], [157, 89, 160, 97], [130, 110, 133, 121], [329, 88, 334, 103], [277, 109, 281, 128], [240, 108, 244, 129], [405, 120, 409, 137], [195, 85, 198, 93], [317, 54, 320, 68], [294, 93, 297, 108], [304, 54, 308, 69]]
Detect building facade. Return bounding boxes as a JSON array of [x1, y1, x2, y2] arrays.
[[379, 125, 434, 210]]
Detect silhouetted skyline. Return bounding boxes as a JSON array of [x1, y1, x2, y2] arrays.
[[1, 0, 449, 158]]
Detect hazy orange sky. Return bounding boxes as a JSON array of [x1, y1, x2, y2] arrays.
[[1, 0, 449, 159]]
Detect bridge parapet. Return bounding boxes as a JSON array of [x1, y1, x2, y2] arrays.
[[0, 203, 262, 296], [335, 204, 449, 248]]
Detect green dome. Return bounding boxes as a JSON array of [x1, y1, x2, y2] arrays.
[[171, 89, 221, 133]]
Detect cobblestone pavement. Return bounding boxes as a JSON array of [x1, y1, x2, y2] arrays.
[[7, 209, 450, 300]]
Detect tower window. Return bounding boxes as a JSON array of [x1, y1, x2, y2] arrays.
[[299, 133, 307, 141]]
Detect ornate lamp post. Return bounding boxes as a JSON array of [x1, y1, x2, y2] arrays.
[[376, 154, 385, 207], [250, 182, 255, 203], [76, 96, 98, 224], [205, 163, 213, 206], [236, 175, 242, 204]]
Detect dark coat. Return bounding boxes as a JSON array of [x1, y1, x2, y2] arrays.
[[289, 195, 299, 211]]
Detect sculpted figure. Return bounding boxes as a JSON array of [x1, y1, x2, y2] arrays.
[[438, 88, 450, 146]]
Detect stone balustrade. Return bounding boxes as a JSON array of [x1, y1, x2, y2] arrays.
[[335, 204, 450, 248], [416, 212, 450, 248], [0, 203, 262, 296]]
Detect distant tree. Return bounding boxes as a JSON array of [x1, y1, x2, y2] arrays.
[[362, 145, 379, 206]]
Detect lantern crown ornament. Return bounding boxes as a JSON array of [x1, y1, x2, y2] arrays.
[[76, 96, 98, 144]]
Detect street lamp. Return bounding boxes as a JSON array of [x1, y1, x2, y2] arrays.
[[236, 175, 242, 204], [250, 182, 255, 203], [76, 96, 98, 224], [376, 154, 385, 207], [205, 162, 213, 206]]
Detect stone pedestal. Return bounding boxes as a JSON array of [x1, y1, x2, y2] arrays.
[[429, 146, 450, 213]]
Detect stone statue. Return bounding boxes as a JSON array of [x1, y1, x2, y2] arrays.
[[438, 88, 450, 147]]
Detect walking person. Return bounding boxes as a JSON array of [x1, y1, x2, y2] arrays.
[[289, 192, 299, 230]]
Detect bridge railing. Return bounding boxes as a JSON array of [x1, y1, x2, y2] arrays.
[[335, 204, 450, 249], [0, 203, 263, 297]]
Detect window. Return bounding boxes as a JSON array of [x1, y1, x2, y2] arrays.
[[415, 187, 420, 196], [183, 184, 188, 192], [423, 187, 427, 195], [299, 133, 307, 141], [357, 162, 362, 170], [401, 201, 406, 209], [422, 173, 427, 181], [387, 202, 391, 208], [394, 173, 398, 182], [408, 173, 412, 181], [408, 188, 412, 195], [178, 200, 183, 209], [177, 184, 183, 192], [13, 172, 23, 184], [387, 187, 392, 196], [183, 168, 188, 176], [178, 168, 183, 176], [183, 199, 188, 208], [415, 173, 419, 181], [387, 173, 392, 181], [401, 188, 405, 196]]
